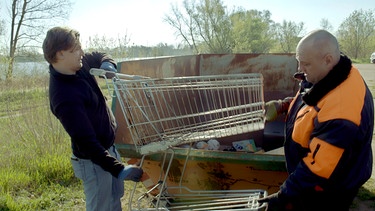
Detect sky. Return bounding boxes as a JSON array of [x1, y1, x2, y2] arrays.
[[64, 0, 373, 47], [0, 0, 373, 48]]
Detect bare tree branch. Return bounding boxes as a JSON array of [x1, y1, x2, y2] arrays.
[[164, 0, 232, 53], [5, 0, 72, 80]]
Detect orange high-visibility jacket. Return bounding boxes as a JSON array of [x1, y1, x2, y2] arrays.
[[282, 55, 374, 197]]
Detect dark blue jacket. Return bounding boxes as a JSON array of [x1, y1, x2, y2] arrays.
[[282, 55, 373, 203]]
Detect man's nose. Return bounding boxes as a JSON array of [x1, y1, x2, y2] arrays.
[[297, 64, 304, 72]]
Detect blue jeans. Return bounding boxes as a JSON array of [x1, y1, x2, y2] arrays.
[[71, 146, 124, 211]]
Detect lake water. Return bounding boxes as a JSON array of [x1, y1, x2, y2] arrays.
[[0, 58, 134, 80], [0, 61, 49, 80]]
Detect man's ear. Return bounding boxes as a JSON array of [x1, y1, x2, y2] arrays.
[[324, 53, 334, 67], [56, 51, 64, 60]]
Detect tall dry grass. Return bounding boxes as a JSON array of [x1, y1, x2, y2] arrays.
[[0, 75, 85, 210], [0, 74, 148, 210]]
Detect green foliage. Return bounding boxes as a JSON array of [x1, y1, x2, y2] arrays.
[[164, 0, 375, 57], [231, 9, 275, 53], [337, 9, 375, 59], [274, 20, 305, 53]]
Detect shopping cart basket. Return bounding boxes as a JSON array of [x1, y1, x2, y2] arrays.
[[90, 68, 268, 211]]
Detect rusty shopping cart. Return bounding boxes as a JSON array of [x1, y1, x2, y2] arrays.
[[90, 68, 268, 211]]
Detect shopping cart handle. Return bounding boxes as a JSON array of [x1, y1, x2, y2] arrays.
[[90, 68, 107, 77], [116, 73, 150, 80]]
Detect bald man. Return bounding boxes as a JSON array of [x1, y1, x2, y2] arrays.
[[261, 30, 374, 211]]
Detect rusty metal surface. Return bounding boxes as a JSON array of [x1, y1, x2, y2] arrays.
[[198, 54, 299, 100], [121, 144, 287, 194], [117, 55, 200, 78], [114, 54, 295, 193], [136, 156, 287, 194], [118, 54, 299, 101]]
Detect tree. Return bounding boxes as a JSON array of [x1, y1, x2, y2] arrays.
[[85, 33, 130, 58], [0, 4, 5, 52], [320, 18, 333, 32], [337, 9, 375, 59], [4, 0, 72, 80], [275, 20, 305, 53], [164, 1, 198, 52], [230, 9, 275, 53], [165, 0, 233, 53], [0, 11, 4, 39], [0, 4, 7, 80]]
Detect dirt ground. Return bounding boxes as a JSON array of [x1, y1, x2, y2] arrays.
[[349, 64, 375, 211]]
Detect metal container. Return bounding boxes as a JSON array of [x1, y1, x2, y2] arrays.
[[113, 54, 298, 194]]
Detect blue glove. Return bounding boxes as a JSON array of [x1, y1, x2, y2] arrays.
[[100, 61, 117, 73], [118, 165, 143, 182]]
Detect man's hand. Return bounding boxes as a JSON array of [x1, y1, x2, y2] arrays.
[[100, 62, 117, 73], [265, 100, 282, 121], [99, 62, 117, 79], [118, 165, 144, 182], [264, 97, 293, 121], [258, 191, 295, 211]]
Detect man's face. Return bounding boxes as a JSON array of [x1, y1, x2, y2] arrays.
[[296, 46, 330, 84], [61, 43, 84, 73]]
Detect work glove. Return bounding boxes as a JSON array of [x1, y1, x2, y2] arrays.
[[100, 61, 117, 73], [265, 100, 283, 121], [264, 97, 293, 121], [258, 191, 294, 211], [118, 165, 143, 182]]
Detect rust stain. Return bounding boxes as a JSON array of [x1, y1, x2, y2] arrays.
[[197, 162, 207, 170], [206, 162, 235, 190], [159, 157, 183, 183]]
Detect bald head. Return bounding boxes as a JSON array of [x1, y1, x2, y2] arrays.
[[296, 30, 341, 84], [297, 30, 341, 64]]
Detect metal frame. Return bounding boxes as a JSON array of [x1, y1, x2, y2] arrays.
[[90, 68, 267, 211]]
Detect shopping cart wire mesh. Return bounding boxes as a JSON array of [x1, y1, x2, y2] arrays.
[[112, 73, 265, 155], [90, 69, 267, 211]]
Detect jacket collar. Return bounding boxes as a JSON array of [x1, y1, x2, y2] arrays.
[[302, 54, 352, 106], [49, 64, 80, 80]]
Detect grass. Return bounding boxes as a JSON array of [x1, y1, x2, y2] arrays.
[[0, 73, 374, 210], [0, 75, 83, 210], [0, 75, 150, 211]]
